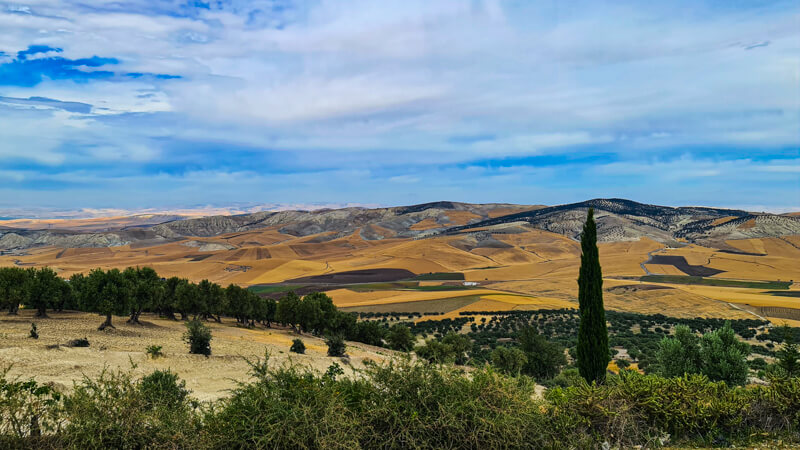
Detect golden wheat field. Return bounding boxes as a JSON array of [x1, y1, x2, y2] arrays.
[[1, 221, 798, 322]]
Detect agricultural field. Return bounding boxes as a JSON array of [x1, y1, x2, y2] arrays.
[[1, 216, 798, 325]]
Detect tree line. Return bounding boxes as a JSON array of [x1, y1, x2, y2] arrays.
[[0, 266, 277, 330], [0, 265, 415, 350]]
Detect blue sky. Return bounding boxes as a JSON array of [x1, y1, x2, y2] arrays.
[[0, 0, 798, 212]]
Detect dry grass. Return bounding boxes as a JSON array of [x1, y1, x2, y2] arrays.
[[0, 309, 392, 401]]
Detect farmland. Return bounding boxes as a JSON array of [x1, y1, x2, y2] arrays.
[[1, 201, 799, 448], [2, 220, 797, 323]]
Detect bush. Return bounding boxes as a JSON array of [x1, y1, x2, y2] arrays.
[[519, 327, 566, 380], [202, 357, 552, 449], [324, 363, 344, 381], [655, 322, 750, 385], [290, 338, 306, 354], [491, 346, 527, 375], [184, 320, 212, 356], [138, 370, 190, 408], [542, 368, 584, 388], [60, 369, 198, 448], [4, 360, 800, 447], [386, 324, 415, 352], [66, 337, 89, 348], [0, 367, 63, 445], [146, 345, 164, 359], [325, 335, 346, 357], [29, 323, 38, 340], [416, 332, 472, 365], [546, 370, 752, 446]]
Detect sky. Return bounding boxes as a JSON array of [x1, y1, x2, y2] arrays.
[[0, 0, 798, 213]]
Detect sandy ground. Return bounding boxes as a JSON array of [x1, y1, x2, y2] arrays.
[[0, 310, 394, 401]]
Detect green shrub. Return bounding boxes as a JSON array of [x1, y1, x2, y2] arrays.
[[184, 320, 212, 356], [61, 369, 198, 449], [546, 370, 754, 446], [0, 367, 63, 445], [324, 363, 344, 381], [386, 324, 415, 351], [491, 346, 527, 375], [3, 357, 800, 448], [202, 358, 363, 449], [146, 345, 164, 359], [325, 335, 346, 357], [543, 367, 583, 388], [415, 332, 471, 365], [138, 370, 190, 408], [519, 326, 566, 380], [290, 338, 305, 354], [655, 322, 750, 385]]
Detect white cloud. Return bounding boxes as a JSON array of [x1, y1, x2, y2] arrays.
[[0, 0, 798, 208]]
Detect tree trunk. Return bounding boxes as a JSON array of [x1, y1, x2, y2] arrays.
[[164, 310, 177, 321], [214, 315, 222, 323], [180, 312, 188, 321], [35, 306, 48, 318], [98, 313, 115, 330], [127, 307, 143, 324], [8, 304, 19, 315], [30, 414, 40, 437]]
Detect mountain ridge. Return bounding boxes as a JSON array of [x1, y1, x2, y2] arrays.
[[1, 199, 798, 252]]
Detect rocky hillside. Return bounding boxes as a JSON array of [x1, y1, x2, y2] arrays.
[[1, 199, 798, 251], [146, 202, 536, 241], [442, 199, 800, 245]]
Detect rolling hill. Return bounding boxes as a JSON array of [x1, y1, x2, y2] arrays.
[[2, 199, 798, 253], [1, 198, 798, 324]]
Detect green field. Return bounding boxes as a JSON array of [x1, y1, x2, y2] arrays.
[[345, 281, 473, 292], [247, 284, 303, 294], [640, 275, 792, 290], [339, 295, 481, 314], [410, 272, 465, 281], [765, 291, 800, 298]]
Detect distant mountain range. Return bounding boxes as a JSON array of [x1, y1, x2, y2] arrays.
[[1, 199, 798, 252]]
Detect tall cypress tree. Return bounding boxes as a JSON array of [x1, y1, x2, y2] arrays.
[[577, 208, 610, 383]]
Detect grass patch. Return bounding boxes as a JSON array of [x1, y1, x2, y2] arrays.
[[765, 291, 800, 298], [410, 272, 465, 281], [641, 275, 791, 290], [345, 282, 473, 293], [340, 295, 481, 314], [409, 285, 473, 292], [345, 282, 419, 292], [248, 284, 303, 294]]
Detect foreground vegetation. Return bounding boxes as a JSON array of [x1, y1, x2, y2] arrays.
[[2, 356, 800, 449]]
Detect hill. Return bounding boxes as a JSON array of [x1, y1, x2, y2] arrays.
[[2, 199, 798, 253], [1, 198, 798, 325], [443, 198, 800, 246]]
